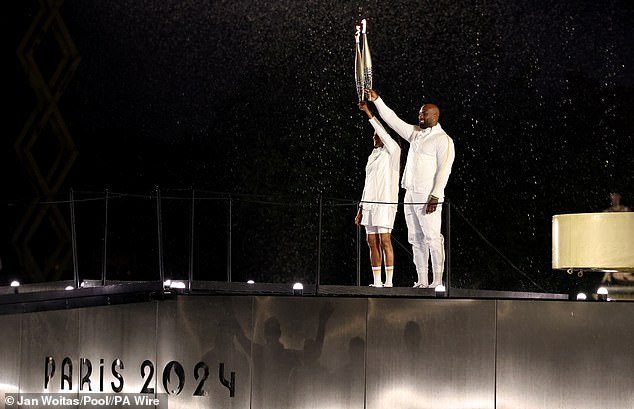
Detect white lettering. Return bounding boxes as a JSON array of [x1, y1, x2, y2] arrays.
[[17, 397, 39, 405], [134, 395, 160, 405]]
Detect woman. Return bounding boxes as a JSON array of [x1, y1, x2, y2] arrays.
[[355, 101, 401, 287]]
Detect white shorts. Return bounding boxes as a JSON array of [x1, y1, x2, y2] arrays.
[[360, 205, 397, 230], [365, 225, 392, 234]]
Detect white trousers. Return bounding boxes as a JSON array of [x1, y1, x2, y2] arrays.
[[404, 190, 445, 284]]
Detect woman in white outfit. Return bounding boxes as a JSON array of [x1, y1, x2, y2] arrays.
[[355, 101, 401, 287]]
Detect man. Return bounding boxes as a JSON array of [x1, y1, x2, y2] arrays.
[[366, 88, 455, 289], [603, 192, 631, 212], [355, 101, 401, 287], [601, 191, 632, 285]]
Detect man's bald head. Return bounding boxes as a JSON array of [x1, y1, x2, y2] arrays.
[[418, 103, 440, 129]]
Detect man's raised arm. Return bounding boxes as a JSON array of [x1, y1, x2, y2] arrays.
[[365, 88, 416, 142]]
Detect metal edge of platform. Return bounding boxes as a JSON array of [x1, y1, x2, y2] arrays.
[[190, 282, 570, 300], [190, 280, 317, 295], [448, 288, 569, 300], [0, 280, 603, 316], [0, 281, 164, 315], [309, 285, 569, 300]]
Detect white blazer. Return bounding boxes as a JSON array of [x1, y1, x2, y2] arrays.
[[374, 97, 455, 199]]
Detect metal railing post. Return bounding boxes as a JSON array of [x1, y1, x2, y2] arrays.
[[356, 216, 361, 286], [69, 189, 79, 289], [316, 194, 323, 293], [188, 188, 195, 291], [227, 196, 232, 282], [445, 199, 451, 297], [156, 186, 165, 284], [101, 189, 109, 286]]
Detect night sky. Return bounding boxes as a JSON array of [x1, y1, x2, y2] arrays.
[[4, 0, 634, 293]]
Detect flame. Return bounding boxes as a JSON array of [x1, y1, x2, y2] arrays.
[[361, 18, 367, 34]]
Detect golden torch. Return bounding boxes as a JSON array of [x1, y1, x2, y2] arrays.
[[355, 25, 364, 101], [361, 19, 372, 92]]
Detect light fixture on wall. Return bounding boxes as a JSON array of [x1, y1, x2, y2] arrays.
[[10, 280, 20, 294], [292, 282, 303, 296], [434, 284, 446, 298], [596, 287, 608, 301], [163, 279, 186, 293], [576, 292, 587, 301]]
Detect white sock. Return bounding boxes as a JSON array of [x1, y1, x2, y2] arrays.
[[385, 266, 394, 286], [372, 267, 382, 286]]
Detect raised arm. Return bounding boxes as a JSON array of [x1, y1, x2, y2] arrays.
[[358, 101, 400, 155], [365, 89, 416, 142], [314, 302, 334, 356], [369, 117, 400, 155]]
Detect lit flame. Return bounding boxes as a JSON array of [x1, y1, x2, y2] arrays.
[[355, 25, 360, 42], [361, 18, 367, 34]]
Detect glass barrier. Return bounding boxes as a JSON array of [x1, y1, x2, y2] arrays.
[[0, 188, 564, 294]]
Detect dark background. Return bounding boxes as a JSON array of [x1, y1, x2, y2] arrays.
[[3, 0, 633, 293]]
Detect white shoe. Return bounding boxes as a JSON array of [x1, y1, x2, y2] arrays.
[[384, 283, 393, 288], [369, 283, 383, 288]]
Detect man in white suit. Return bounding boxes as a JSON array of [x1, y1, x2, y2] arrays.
[[366, 88, 455, 289]]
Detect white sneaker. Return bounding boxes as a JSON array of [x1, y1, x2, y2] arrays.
[[369, 283, 383, 288]]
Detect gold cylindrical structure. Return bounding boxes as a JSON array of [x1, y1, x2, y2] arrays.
[[355, 27, 364, 101], [362, 20, 372, 91], [552, 212, 634, 271]]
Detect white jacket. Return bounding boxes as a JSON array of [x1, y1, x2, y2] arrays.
[[360, 117, 401, 214], [374, 97, 455, 198]]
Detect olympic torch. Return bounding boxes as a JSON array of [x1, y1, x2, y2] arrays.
[[361, 19, 372, 92], [355, 25, 364, 101]]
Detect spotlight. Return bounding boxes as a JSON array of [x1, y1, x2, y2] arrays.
[[576, 292, 587, 301], [10, 280, 20, 294], [292, 282, 303, 296], [434, 284, 446, 298], [170, 281, 186, 289], [163, 279, 186, 292], [247, 280, 255, 284], [597, 287, 608, 301], [65, 286, 74, 291]]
